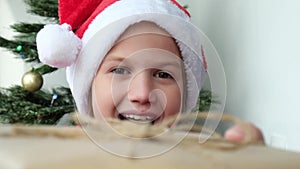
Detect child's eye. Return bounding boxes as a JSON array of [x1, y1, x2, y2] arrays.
[[154, 71, 174, 79], [111, 67, 130, 74]]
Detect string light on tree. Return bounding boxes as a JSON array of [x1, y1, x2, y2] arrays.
[[16, 45, 23, 52], [51, 93, 58, 106], [21, 71, 43, 92]]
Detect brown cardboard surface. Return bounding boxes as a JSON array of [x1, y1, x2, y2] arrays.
[[0, 126, 299, 169]]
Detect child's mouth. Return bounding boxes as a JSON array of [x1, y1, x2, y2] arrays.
[[118, 113, 161, 125]]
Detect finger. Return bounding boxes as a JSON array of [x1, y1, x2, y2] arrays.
[[224, 122, 264, 143]]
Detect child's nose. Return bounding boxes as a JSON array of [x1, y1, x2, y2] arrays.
[[128, 72, 153, 105]]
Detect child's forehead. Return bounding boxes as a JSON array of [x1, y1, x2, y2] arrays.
[[117, 21, 172, 43], [102, 21, 182, 67], [107, 33, 181, 61]]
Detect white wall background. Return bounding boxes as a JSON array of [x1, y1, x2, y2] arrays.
[[178, 0, 300, 152], [1, 0, 300, 152], [0, 0, 26, 87]]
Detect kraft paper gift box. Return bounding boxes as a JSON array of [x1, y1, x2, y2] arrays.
[[0, 124, 300, 169]]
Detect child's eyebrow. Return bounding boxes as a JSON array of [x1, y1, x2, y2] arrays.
[[103, 55, 124, 62], [103, 55, 182, 68], [156, 61, 182, 69]]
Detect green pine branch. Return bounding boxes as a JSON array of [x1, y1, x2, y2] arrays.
[[0, 86, 74, 124], [193, 90, 217, 112], [11, 23, 44, 34], [24, 0, 59, 20], [0, 36, 39, 62], [10, 23, 44, 42], [34, 65, 58, 75]]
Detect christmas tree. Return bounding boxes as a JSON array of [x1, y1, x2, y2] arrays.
[[0, 0, 75, 124], [0, 0, 213, 125]]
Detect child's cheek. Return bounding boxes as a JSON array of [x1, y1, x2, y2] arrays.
[[92, 76, 116, 119], [164, 86, 182, 118]]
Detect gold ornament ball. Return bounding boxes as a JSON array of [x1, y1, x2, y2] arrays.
[[21, 71, 43, 92]]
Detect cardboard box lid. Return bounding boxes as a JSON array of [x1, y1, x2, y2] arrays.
[[0, 126, 300, 169]]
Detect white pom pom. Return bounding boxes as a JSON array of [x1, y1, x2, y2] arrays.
[[36, 23, 82, 68]]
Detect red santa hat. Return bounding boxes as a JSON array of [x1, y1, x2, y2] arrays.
[[36, 0, 207, 115]]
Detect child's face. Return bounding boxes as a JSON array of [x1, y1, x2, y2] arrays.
[[92, 27, 184, 124]]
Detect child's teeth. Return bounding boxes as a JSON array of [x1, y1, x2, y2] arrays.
[[123, 114, 153, 121]]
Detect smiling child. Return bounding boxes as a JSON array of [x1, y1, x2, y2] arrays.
[[36, 0, 263, 142]]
